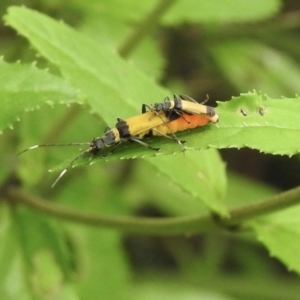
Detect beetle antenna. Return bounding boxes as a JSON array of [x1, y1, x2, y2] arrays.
[[17, 142, 92, 156], [51, 146, 93, 188], [18, 142, 94, 187]]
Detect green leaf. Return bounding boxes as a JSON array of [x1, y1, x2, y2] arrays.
[[213, 92, 300, 155], [57, 184, 131, 299], [80, 13, 166, 79], [225, 171, 278, 208], [132, 279, 234, 300], [0, 204, 31, 300], [52, 146, 227, 216], [15, 209, 71, 275], [4, 7, 216, 161], [131, 159, 209, 216], [6, 7, 227, 215], [71, 91, 300, 161], [75, 229, 130, 300], [251, 206, 300, 275], [4, 6, 169, 122], [30, 250, 65, 298], [0, 59, 80, 132], [145, 150, 228, 216], [0, 204, 80, 300], [163, 0, 281, 24], [51, 285, 79, 300]]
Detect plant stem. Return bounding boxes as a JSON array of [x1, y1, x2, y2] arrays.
[[6, 187, 218, 235], [223, 185, 300, 223], [118, 0, 176, 58], [6, 185, 300, 236]]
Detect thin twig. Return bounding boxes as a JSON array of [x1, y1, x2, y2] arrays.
[[6, 185, 300, 236], [118, 0, 176, 58], [6, 187, 218, 235]]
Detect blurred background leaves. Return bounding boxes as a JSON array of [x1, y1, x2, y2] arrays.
[[1, 1, 300, 299]]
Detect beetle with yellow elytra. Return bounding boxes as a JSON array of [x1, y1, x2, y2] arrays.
[[18, 95, 219, 187], [18, 110, 180, 187]]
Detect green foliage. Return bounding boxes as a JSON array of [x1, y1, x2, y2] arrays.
[[1, 2, 300, 300], [0, 59, 80, 131], [251, 206, 300, 274], [210, 40, 300, 97], [5, 6, 169, 120], [162, 0, 282, 24]]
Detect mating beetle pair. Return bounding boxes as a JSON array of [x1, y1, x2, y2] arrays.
[[18, 94, 219, 186]]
